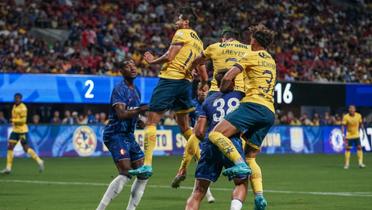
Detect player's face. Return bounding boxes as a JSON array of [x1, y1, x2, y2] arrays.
[[122, 60, 137, 79], [175, 15, 187, 29], [14, 95, 22, 105], [197, 86, 208, 102], [349, 106, 356, 114]]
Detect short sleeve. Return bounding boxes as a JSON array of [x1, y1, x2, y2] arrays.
[[198, 101, 207, 117], [342, 115, 347, 125], [203, 44, 215, 59], [171, 30, 187, 45], [111, 87, 128, 107]]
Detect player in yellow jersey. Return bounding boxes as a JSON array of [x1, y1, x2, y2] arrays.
[[171, 28, 249, 188], [1, 93, 44, 174], [129, 8, 204, 177], [342, 105, 366, 169], [208, 24, 276, 210]]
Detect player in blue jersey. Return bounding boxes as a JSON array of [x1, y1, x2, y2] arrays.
[[96, 59, 149, 210], [185, 71, 249, 210]]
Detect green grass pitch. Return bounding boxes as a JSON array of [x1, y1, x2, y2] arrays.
[[0, 154, 371, 210]]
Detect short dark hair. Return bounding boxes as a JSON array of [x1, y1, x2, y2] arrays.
[[249, 24, 276, 49], [179, 7, 197, 26], [14, 93, 22, 98], [221, 27, 239, 40]]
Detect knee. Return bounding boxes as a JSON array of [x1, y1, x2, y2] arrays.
[[7, 143, 15, 150]]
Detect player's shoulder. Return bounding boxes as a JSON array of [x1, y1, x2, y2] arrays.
[[356, 112, 362, 118], [20, 103, 27, 109]]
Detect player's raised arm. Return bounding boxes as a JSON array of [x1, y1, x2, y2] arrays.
[[220, 66, 241, 93], [190, 53, 208, 84], [144, 43, 183, 65]]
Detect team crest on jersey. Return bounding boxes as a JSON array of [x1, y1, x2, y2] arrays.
[[258, 52, 270, 59], [73, 126, 97, 157]]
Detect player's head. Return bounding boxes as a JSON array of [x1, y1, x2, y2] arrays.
[[176, 7, 197, 29], [220, 27, 239, 42], [249, 24, 275, 49], [14, 93, 22, 105], [215, 70, 234, 92], [121, 59, 137, 80], [197, 82, 209, 102], [348, 105, 356, 115]]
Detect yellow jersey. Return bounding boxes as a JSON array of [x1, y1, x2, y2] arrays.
[[203, 40, 250, 92], [11, 103, 28, 133], [235, 50, 276, 113], [342, 113, 362, 139], [159, 28, 203, 80]]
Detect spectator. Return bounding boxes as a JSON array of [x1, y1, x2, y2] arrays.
[[300, 113, 313, 126], [62, 110, 74, 124], [312, 113, 320, 126], [50, 111, 61, 124], [99, 112, 108, 125], [77, 114, 87, 125], [32, 114, 40, 124], [87, 110, 96, 124], [0, 111, 8, 124]]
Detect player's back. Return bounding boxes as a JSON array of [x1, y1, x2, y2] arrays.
[[238, 50, 276, 113], [201, 91, 244, 136], [103, 82, 141, 139], [159, 28, 203, 80], [204, 40, 250, 93]]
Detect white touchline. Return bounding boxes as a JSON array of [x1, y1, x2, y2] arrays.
[[1, 179, 372, 198]]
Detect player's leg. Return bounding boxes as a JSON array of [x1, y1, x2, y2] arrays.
[[230, 178, 248, 210], [130, 79, 176, 176], [127, 139, 148, 210], [356, 138, 366, 168], [1, 133, 18, 174], [185, 179, 211, 210], [97, 135, 133, 210], [20, 134, 44, 172], [172, 133, 200, 188], [344, 139, 352, 169], [246, 146, 267, 210]]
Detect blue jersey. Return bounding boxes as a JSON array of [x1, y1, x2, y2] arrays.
[[103, 81, 141, 139], [199, 91, 244, 136], [189, 99, 203, 127]]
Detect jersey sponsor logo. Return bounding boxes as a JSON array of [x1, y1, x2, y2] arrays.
[[329, 128, 344, 152], [73, 126, 97, 157]]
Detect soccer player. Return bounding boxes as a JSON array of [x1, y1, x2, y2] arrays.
[[208, 23, 276, 186], [1, 93, 44, 174], [172, 27, 249, 187], [185, 70, 248, 210], [342, 105, 366, 169], [96, 60, 149, 210], [129, 7, 204, 177]]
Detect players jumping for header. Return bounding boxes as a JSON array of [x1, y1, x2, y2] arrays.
[[172, 27, 249, 188], [342, 105, 366, 169], [96, 60, 149, 210], [129, 8, 204, 178], [1, 93, 44, 174]]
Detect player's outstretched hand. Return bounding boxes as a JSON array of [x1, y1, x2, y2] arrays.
[[144, 51, 155, 64]]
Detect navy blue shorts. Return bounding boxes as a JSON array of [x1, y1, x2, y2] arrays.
[[104, 133, 144, 163], [195, 135, 247, 182], [9, 132, 28, 144], [347, 138, 361, 148], [226, 102, 275, 150], [149, 78, 194, 113]]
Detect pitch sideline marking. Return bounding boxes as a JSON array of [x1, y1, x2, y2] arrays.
[[1, 179, 372, 197]]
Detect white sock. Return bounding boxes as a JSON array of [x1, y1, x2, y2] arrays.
[[205, 187, 214, 201], [126, 178, 148, 210], [97, 175, 130, 210], [230, 199, 243, 210]]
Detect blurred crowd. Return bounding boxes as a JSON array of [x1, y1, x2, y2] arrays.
[[0, 109, 368, 126], [0, 0, 370, 83]]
